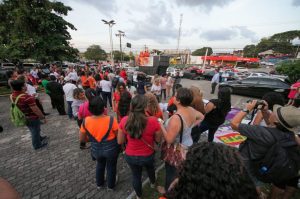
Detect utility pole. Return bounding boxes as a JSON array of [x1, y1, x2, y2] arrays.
[[176, 14, 183, 62], [102, 19, 115, 68], [116, 30, 125, 64]]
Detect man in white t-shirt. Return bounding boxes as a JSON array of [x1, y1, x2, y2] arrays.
[[66, 67, 79, 83], [63, 77, 77, 119]]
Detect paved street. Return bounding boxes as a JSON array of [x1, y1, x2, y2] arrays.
[[0, 78, 254, 199]]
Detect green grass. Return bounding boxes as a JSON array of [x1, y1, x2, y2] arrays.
[[0, 86, 11, 95], [142, 166, 165, 199]]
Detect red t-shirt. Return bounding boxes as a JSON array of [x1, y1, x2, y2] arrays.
[[11, 91, 39, 120], [119, 116, 160, 156]]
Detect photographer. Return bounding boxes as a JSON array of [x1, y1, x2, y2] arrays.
[[251, 92, 285, 127], [231, 101, 300, 199]]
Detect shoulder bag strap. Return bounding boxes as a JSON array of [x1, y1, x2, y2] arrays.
[[11, 94, 25, 105], [100, 116, 114, 142], [141, 137, 155, 151], [82, 118, 95, 141], [175, 114, 184, 144]]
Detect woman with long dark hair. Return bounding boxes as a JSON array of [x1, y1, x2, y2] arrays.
[[192, 87, 231, 143], [118, 95, 162, 199], [113, 82, 130, 120], [117, 91, 132, 121]]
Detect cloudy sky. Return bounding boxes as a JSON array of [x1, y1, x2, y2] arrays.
[[60, 0, 300, 53]]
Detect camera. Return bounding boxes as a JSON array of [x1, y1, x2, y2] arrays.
[[247, 100, 265, 109]]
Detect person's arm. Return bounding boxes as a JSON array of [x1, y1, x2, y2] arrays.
[[231, 100, 257, 131], [252, 110, 263, 125], [79, 131, 86, 143], [204, 102, 215, 114], [159, 115, 181, 144], [29, 105, 45, 122], [117, 128, 126, 144], [193, 108, 205, 125]]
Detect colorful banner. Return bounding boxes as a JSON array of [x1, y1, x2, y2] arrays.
[[213, 108, 248, 148]]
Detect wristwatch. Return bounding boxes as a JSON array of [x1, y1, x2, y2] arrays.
[[242, 108, 250, 114]]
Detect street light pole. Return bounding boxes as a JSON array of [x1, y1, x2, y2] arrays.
[[102, 19, 115, 68], [116, 30, 125, 65]]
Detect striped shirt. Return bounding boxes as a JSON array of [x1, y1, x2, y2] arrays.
[[11, 91, 39, 120]]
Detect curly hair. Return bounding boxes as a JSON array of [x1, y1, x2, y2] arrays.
[[166, 142, 258, 199], [144, 92, 160, 116]]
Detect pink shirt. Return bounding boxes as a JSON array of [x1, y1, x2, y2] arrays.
[[78, 101, 108, 119], [119, 116, 160, 156]]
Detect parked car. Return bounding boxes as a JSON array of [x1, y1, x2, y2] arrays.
[[22, 63, 41, 70], [0, 69, 9, 87], [0, 63, 16, 70], [233, 67, 249, 73], [219, 77, 290, 98], [166, 67, 183, 77], [247, 72, 269, 78], [182, 66, 203, 79]]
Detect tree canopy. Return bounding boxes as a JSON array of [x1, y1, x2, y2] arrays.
[[0, 0, 79, 63], [84, 45, 107, 62], [192, 47, 213, 56], [113, 50, 133, 62], [276, 60, 300, 83], [243, 30, 300, 57]]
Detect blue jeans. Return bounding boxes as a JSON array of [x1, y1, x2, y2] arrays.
[[67, 101, 73, 119], [91, 139, 119, 189], [26, 119, 42, 149], [125, 154, 156, 197], [165, 162, 177, 190]]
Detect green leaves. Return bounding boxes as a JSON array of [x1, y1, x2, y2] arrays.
[[84, 45, 107, 62], [192, 47, 213, 56], [243, 30, 300, 57], [0, 0, 78, 62], [276, 60, 300, 83]]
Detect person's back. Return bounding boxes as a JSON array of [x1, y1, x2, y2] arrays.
[[63, 82, 76, 102], [47, 80, 64, 97]]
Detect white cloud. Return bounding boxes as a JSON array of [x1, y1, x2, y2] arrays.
[[66, 0, 117, 16], [174, 0, 235, 11], [200, 28, 237, 41], [127, 1, 177, 43], [200, 26, 258, 42]]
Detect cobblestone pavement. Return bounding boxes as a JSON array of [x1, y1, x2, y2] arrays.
[[0, 92, 167, 199], [0, 79, 251, 199]]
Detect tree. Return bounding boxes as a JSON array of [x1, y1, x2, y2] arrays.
[[113, 50, 127, 62], [243, 44, 257, 57], [276, 60, 300, 83], [192, 47, 213, 56], [243, 30, 300, 57], [0, 0, 79, 62], [84, 45, 107, 62]]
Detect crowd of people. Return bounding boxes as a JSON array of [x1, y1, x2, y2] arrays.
[[4, 64, 300, 199]]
